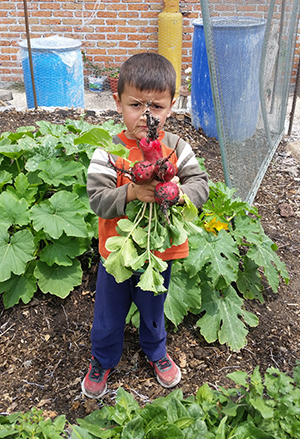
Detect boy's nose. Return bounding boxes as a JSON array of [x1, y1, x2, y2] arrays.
[[141, 107, 150, 119]]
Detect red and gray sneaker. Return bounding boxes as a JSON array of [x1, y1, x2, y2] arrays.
[[148, 354, 181, 388], [81, 356, 111, 398]]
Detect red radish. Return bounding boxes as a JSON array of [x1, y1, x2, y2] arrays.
[[131, 160, 155, 185], [154, 181, 179, 221], [139, 138, 163, 164], [154, 160, 176, 182], [108, 155, 155, 185]]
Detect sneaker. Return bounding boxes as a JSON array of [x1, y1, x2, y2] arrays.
[[148, 354, 181, 388], [81, 356, 111, 398]]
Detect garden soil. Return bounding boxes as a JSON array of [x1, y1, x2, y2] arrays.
[[0, 100, 299, 424]]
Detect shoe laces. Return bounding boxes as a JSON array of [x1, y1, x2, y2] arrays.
[[155, 355, 172, 371], [89, 357, 106, 382]]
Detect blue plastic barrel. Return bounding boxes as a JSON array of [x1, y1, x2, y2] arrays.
[[19, 36, 84, 109], [191, 18, 266, 141]]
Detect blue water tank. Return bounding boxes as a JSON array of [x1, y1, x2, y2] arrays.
[[19, 36, 84, 109], [191, 18, 266, 141]]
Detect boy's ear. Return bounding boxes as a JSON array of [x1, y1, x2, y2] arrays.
[[167, 98, 176, 117], [113, 92, 122, 113]]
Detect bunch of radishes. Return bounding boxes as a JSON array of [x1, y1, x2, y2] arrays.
[[137, 135, 179, 216], [112, 111, 180, 215]]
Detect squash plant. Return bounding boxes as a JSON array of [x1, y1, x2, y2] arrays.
[[0, 118, 124, 308]]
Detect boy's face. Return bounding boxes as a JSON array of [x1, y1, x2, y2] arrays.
[[113, 84, 175, 141]]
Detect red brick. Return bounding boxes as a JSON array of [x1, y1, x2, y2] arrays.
[[107, 48, 127, 55], [119, 12, 139, 18], [40, 3, 61, 9], [129, 4, 148, 11], [107, 3, 127, 10], [118, 26, 139, 33], [107, 34, 127, 40], [107, 19, 127, 26], [128, 34, 147, 41], [0, 3, 15, 10], [62, 2, 83, 9], [94, 26, 117, 33], [119, 41, 138, 48]]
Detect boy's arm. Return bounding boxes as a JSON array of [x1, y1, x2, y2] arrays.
[[87, 147, 158, 218], [87, 147, 128, 219]]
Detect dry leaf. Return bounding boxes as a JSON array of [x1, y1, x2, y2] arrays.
[[37, 398, 52, 408], [179, 353, 187, 368], [71, 400, 80, 410]]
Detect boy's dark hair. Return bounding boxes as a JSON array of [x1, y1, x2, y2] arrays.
[[117, 52, 176, 100]]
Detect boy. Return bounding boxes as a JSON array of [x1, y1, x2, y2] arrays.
[[82, 52, 209, 398]]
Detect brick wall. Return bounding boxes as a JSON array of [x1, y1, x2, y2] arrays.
[[0, 0, 299, 85]]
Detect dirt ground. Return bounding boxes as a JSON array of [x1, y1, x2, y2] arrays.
[[0, 107, 299, 424]]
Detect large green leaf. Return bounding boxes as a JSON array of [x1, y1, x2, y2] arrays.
[[36, 120, 68, 137], [230, 214, 263, 246], [0, 192, 30, 229], [0, 229, 35, 282], [137, 259, 167, 294], [183, 229, 212, 277], [66, 118, 99, 134], [100, 120, 125, 136], [122, 416, 145, 439], [35, 259, 83, 298], [30, 191, 89, 239], [58, 132, 82, 156], [197, 284, 259, 351], [40, 235, 90, 266], [74, 127, 129, 158], [38, 157, 85, 187], [0, 169, 12, 190], [147, 424, 184, 439], [69, 424, 95, 438], [137, 270, 166, 294], [165, 266, 201, 329], [204, 230, 239, 288], [0, 272, 37, 308], [184, 229, 239, 288], [237, 256, 264, 302], [104, 246, 134, 283], [0, 138, 25, 159], [25, 135, 60, 172], [6, 173, 38, 205], [182, 419, 208, 438], [247, 233, 289, 292]]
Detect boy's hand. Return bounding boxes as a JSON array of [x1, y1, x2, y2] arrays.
[[126, 180, 159, 204], [127, 176, 184, 205]]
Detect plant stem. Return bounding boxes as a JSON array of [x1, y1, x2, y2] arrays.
[[15, 158, 21, 174], [147, 202, 153, 254], [122, 201, 148, 248]]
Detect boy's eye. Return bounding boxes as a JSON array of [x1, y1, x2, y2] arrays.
[[131, 103, 141, 107], [151, 104, 162, 110]]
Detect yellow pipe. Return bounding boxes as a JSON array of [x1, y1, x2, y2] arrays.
[[158, 0, 183, 96]]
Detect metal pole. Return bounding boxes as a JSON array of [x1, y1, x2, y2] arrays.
[[23, 0, 38, 109], [288, 13, 300, 136], [288, 53, 300, 136]]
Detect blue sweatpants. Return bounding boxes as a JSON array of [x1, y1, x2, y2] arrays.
[[91, 261, 172, 369]]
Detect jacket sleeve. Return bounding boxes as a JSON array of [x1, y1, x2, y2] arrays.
[[163, 132, 209, 208], [87, 147, 128, 219]]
